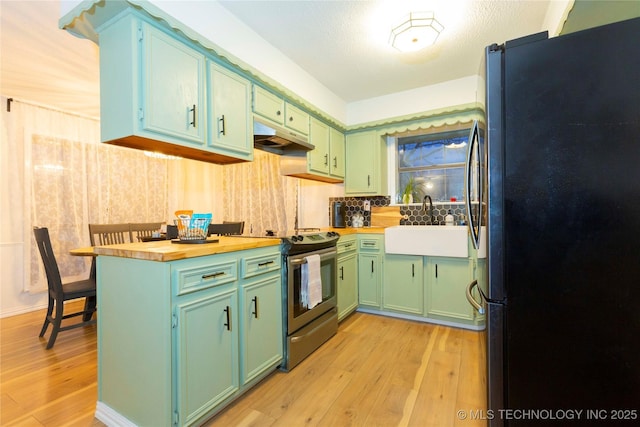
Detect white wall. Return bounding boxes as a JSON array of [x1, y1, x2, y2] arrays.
[[298, 181, 345, 229], [346, 76, 479, 125]]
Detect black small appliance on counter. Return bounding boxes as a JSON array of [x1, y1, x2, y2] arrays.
[[331, 201, 346, 228]]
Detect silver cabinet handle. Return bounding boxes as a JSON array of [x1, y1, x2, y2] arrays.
[[189, 104, 196, 127]]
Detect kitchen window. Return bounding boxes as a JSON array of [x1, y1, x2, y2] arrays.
[[395, 129, 469, 204]]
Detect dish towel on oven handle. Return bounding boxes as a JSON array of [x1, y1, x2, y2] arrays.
[[301, 254, 322, 309]]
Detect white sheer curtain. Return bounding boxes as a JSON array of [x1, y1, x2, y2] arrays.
[[223, 149, 298, 236], [1, 98, 169, 295]]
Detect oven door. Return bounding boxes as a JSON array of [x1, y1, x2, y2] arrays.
[[287, 246, 337, 334]]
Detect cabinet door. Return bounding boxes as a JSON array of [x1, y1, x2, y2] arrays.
[[284, 103, 309, 136], [383, 254, 423, 315], [253, 86, 284, 125], [142, 24, 205, 145], [346, 131, 385, 195], [329, 127, 345, 179], [426, 257, 473, 321], [358, 253, 381, 308], [175, 288, 239, 425], [308, 117, 330, 176], [240, 275, 283, 385], [209, 62, 252, 159], [337, 252, 358, 321]]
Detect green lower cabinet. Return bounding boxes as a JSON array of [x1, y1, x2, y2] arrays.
[[358, 235, 384, 309], [97, 247, 282, 427], [358, 253, 382, 308], [383, 254, 424, 315], [337, 252, 358, 320], [175, 287, 239, 426], [425, 257, 474, 322], [240, 274, 283, 385]]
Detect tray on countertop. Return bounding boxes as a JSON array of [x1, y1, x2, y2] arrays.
[[171, 238, 219, 244]]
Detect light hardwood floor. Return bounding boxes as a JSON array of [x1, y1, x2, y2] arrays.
[[1, 302, 486, 426]]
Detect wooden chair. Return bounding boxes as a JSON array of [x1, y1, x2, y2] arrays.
[[88, 223, 131, 246], [88, 223, 132, 282], [208, 222, 244, 236], [129, 222, 164, 241], [33, 227, 97, 349], [223, 220, 245, 234]]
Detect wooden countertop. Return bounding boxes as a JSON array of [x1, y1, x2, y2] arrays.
[[78, 227, 384, 262], [327, 227, 385, 235], [92, 236, 281, 262]]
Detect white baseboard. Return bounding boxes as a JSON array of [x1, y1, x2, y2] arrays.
[[356, 307, 485, 331], [0, 301, 48, 319], [96, 401, 138, 427]]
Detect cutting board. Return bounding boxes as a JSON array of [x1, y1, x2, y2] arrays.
[[371, 206, 404, 227]]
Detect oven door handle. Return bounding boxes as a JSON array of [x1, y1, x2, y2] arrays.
[[289, 248, 336, 265]]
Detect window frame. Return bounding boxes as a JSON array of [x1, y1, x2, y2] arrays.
[[389, 124, 472, 205]]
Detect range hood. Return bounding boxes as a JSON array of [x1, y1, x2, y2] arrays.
[[253, 117, 314, 155]]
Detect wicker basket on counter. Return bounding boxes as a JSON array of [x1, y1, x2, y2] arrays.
[[173, 217, 211, 241]]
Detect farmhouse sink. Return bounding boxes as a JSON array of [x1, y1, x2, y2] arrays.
[[384, 225, 469, 258]]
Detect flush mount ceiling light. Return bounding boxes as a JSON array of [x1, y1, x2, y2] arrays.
[[389, 11, 444, 52]]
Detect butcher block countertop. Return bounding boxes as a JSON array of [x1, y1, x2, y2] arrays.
[[328, 227, 385, 235], [74, 227, 385, 262], [91, 236, 281, 262]]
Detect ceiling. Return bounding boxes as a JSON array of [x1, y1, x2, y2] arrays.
[[218, 0, 558, 102], [1, 1, 566, 119]]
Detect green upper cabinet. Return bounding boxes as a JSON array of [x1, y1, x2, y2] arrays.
[[141, 22, 206, 145], [253, 86, 284, 125], [209, 62, 253, 161], [345, 130, 388, 195], [284, 103, 310, 136], [253, 86, 309, 136], [97, 14, 250, 164], [329, 127, 346, 179], [308, 118, 345, 182], [308, 117, 330, 175], [280, 116, 345, 183]]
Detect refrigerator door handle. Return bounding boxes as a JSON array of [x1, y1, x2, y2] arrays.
[[465, 279, 486, 314], [465, 120, 481, 249]]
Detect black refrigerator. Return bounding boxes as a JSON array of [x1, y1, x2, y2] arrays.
[[474, 17, 640, 426]]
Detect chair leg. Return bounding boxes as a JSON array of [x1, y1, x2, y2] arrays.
[[46, 299, 64, 349], [83, 296, 97, 321], [39, 296, 54, 337]]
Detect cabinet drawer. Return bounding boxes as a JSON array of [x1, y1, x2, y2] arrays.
[[242, 252, 281, 279], [174, 259, 238, 296], [359, 237, 382, 251], [337, 237, 357, 254]]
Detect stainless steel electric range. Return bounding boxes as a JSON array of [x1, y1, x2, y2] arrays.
[[265, 228, 340, 371]]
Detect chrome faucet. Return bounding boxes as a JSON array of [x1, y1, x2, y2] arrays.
[[422, 195, 434, 225]]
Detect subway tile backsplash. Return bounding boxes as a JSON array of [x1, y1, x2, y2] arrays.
[[329, 196, 468, 227]]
